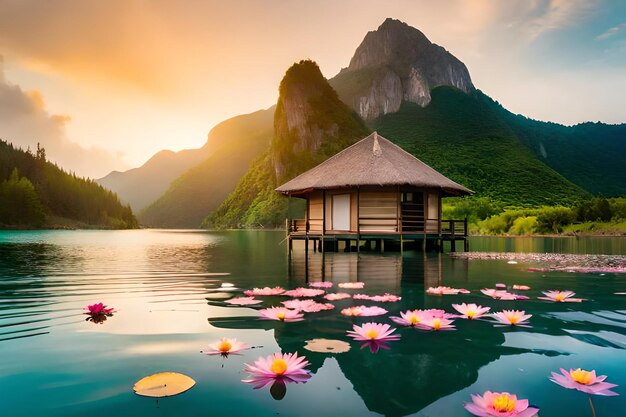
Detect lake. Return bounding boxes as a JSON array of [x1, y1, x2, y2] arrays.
[[0, 230, 624, 417]]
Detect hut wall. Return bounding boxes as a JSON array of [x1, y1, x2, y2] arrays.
[[425, 191, 440, 234], [358, 190, 398, 233], [308, 191, 324, 233]]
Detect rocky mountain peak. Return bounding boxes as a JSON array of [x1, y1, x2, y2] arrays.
[[271, 60, 367, 181], [331, 18, 474, 120]]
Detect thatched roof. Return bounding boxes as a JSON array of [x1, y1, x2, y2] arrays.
[[275, 132, 471, 196]]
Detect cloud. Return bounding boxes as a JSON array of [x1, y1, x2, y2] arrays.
[[0, 0, 184, 94], [489, 0, 599, 40], [0, 62, 126, 178], [596, 22, 626, 40]]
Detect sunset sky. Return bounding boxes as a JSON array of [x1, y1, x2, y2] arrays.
[[1, 0, 625, 178]]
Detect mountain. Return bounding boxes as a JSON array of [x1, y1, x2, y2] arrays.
[[0, 140, 137, 228], [330, 18, 473, 120], [97, 145, 211, 212], [138, 108, 275, 228], [203, 60, 368, 228], [330, 18, 623, 201], [118, 18, 623, 229]]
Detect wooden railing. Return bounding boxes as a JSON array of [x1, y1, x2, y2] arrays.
[[440, 219, 468, 237], [288, 219, 308, 233], [288, 219, 322, 233], [288, 218, 468, 237]]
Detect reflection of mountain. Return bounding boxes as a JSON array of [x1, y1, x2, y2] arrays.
[[210, 253, 533, 417]]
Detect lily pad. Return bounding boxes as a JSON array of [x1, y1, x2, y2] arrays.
[[133, 372, 195, 397], [304, 338, 351, 353]]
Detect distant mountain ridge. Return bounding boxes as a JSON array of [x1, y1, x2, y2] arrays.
[[138, 108, 275, 228], [97, 145, 211, 211]]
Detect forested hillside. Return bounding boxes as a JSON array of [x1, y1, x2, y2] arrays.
[[373, 87, 590, 206], [0, 140, 137, 228]]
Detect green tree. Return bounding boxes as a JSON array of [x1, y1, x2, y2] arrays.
[[0, 168, 46, 226]]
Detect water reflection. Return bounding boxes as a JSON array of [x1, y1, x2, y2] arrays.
[[212, 252, 553, 416], [1, 230, 625, 417], [289, 250, 469, 292]]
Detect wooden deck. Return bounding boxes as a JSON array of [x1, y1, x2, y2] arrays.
[[286, 219, 469, 253]]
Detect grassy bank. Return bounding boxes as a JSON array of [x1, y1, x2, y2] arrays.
[[444, 197, 626, 236]]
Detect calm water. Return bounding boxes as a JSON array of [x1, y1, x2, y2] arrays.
[[0, 230, 624, 417]]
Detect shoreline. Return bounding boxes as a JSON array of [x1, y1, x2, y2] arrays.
[[1, 226, 623, 238]]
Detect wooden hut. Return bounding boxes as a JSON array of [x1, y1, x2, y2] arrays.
[[276, 132, 472, 252]]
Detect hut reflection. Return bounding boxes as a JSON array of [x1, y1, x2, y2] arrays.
[[288, 249, 468, 292]]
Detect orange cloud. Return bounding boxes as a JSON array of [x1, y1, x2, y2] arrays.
[[0, 67, 126, 177]]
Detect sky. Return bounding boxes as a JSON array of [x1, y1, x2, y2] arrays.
[[0, 0, 625, 178]]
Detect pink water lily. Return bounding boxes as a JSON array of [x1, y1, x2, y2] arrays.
[[538, 290, 585, 303], [258, 307, 304, 322], [512, 285, 531, 291], [85, 302, 115, 315], [203, 337, 249, 356], [353, 293, 401, 302], [390, 310, 429, 327], [346, 322, 401, 342], [324, 292, 352, 301], [495, 283, 507, 289], [338, 282, 365, 289], [242, 352, 311, 389], [281, 299, 334, 312], [481, 288, 529, 300], [550, 368, 619, 396], [340, 305, 388, 317], [283, 287, 325, 297], [464, 391, 539, 417], [244, 287, 285, 296], [491, 310, 532, 327], [309, 282, 333, 288], [225, 296, 263, 305], [452, 303, 491, 320], [426, 286, 470, 295], [414, 316, 456, 331]]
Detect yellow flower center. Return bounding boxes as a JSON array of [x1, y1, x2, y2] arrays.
[[270, 359, 288, 375], [276, 312, 286, 320], [492, 394, 516, 413], [409, 315, 420, 324], [432, 318, 441, 330], [366, 329, 379, 339], [555, 293, 565, 302], [467, 310, 475, 319], [218, 340, 232, 352], [508, 315, 519, 325], [570, 369, 593, 385]]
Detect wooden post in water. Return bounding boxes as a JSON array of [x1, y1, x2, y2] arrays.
[[451, 220, 456, 252], [356, 187, 360, 253], [321, 190, 326, 254]]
